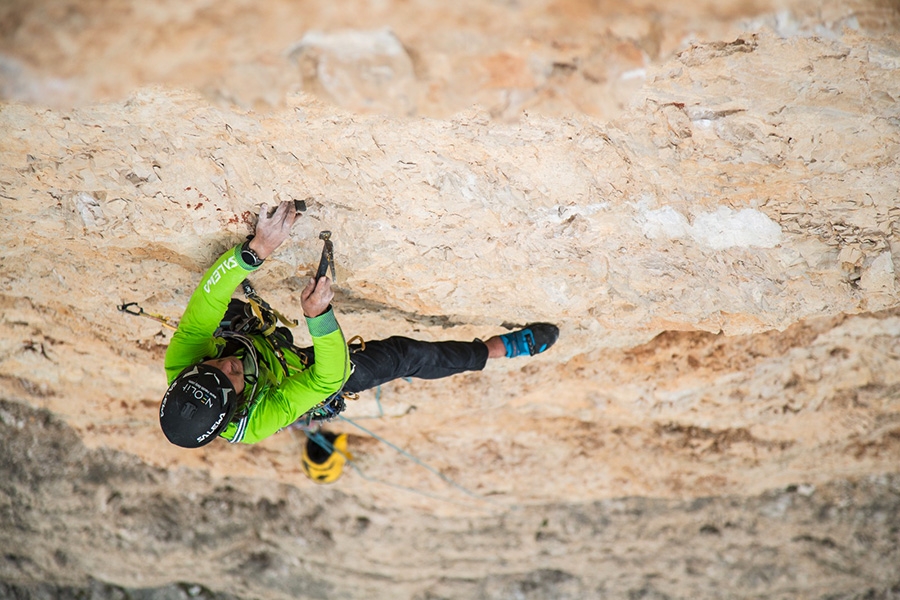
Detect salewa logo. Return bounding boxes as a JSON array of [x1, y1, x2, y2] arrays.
[[203, 257, 239, 294], [196, 411, 226, 443]]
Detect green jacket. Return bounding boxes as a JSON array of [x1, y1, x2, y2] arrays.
[[164, 244, 349, 443]]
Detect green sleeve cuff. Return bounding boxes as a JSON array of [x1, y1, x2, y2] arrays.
[[306, 307, 340, 337], [233, 244, 261, 271]]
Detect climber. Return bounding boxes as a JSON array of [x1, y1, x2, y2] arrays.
[[159, 200, 560, 449]]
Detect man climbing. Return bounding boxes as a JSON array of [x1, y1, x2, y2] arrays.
[[160, 200, 559, 449]]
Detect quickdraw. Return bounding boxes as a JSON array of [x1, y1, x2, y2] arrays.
[[217, 280, 298, 378], [117, 302, 178, 330], [240, 280, 298, 336]]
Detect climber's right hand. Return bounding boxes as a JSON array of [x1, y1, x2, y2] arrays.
[[301, 277, 334, 318]]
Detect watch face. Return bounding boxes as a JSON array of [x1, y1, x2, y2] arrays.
[[242, 248, 262, 266]]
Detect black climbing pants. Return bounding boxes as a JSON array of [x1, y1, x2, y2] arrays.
[[297, 336, 490, 394]]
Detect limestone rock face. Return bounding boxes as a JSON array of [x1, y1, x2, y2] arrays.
[[288, 29, 417, 115], [1, 0, 900, 598]]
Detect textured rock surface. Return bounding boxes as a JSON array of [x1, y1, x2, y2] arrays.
[[3, 400, 900, 599], [1, 0, 900, 598]]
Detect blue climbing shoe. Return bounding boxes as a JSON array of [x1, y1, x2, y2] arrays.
[[500, 323, 559, 358]]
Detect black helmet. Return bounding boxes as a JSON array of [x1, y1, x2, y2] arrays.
[[160, 364, 238, 448]]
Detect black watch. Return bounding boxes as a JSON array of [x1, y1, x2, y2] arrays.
[[240, 242, 265, 268]]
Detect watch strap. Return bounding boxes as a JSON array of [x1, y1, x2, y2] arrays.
[[240, 241, 264, 268]]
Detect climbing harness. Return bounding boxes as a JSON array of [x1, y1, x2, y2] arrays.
[[236, 279, 298, 336], [116, 302, 178, 330], [222, 279, 299, 378], [291, 334, 367, 427]]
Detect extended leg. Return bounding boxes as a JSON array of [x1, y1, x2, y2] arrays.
[[344, 336, 489, 394]]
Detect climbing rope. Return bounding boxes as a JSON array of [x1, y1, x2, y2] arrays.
[[344, 385, 385, 421], [336, 415, 502, 506], [302, 426, 501, 509]]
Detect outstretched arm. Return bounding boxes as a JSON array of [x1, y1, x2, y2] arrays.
[[164, 200, 299, 382]]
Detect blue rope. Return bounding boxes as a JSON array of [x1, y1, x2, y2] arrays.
[[303, 379, 503, 508], [303, 429, 493, 508], [337, 415, 498, 505], [345, 385, 385, 421], [375, 385, 384, 417]]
